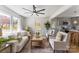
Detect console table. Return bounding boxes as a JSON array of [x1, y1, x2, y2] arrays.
[[0, 43, 13, 53], [69, 30, 79, 47]]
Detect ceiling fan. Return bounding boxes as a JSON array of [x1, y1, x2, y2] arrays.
[[23, 5, 45, 16]]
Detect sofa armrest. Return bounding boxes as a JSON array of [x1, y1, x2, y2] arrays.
[[7, 40, 19, 53], [22, 36, 28, 40]]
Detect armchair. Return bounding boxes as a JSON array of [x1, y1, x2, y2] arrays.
[[49, 31, 69, 52]]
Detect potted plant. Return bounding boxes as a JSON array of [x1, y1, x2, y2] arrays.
[[25, 26, 32, 36], [25, 27, 30, 32], [44, 21, 51, 30], [36, 32, 40, 38]]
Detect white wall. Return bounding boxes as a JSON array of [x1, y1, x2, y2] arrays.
[[20, 17, 26, 30], [24, 16, 49, 35]]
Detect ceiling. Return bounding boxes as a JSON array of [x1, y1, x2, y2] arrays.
[[58, 6, 79, 17], [5, 5, 63, 18]]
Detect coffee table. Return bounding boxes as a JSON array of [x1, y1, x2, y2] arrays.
[[31, 36, 46, 48]]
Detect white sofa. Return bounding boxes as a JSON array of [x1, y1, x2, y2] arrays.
[[49, 31, 69, 52], [7, 31, 29, 53]]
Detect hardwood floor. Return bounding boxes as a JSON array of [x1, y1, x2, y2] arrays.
[[21, 39, 53, 53], [20, 39, 79, 53]]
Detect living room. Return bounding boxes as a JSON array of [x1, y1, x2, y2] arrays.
[[0, 5, 79, 53]]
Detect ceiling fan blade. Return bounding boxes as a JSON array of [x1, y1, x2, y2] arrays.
[[36, 13, 39, 16], [37, 13, 45, 14], [31, 14, 33, 16], [37, 9, 45, 12], [24, 12, 33, 15], [23, 8, 33, 12], [33, 5, 36, 10], [33, 5, 37, 13]]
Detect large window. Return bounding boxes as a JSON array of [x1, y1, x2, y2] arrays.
[[0, 12, 19, 36]]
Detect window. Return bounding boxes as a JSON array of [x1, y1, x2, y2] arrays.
[[0, 15, 10, 30], [12, 16, 18, 30], [0, 14, 11, 36], [0, 12, 19, 36]]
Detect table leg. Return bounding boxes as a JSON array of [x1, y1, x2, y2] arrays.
[[10, 44, 13, 53]]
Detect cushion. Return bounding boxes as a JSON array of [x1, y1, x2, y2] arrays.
[[17, 37, 22, 42], [8, 35, 17, 39], [17, 32, 27, 37], [22, 36, 28, 40], [17, 32, 22, 37], [17, 32, 22, 42], [21, 32, 27, 36], [61, 35, 65, 41], [56, 32, 63, 41]]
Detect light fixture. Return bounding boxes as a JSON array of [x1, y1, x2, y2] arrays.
[[73, 20, 77, 24], [23, 5, 45, 16]]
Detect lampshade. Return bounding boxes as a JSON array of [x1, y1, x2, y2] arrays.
[[73, 20, 77, 24]]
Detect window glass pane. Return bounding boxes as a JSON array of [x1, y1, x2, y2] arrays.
[[0, 13, 11, 36], [0, 15, 10, 30], [12, 16, 18, 30]]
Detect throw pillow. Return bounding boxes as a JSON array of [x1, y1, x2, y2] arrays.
[[17, 37, 22, 42], [61, 35, 65, 41], [56, 32, 63, 41]]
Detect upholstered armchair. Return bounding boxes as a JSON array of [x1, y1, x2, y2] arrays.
[[49, 31, 69, 53]]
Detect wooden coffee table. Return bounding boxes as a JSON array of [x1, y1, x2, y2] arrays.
[[31, 36, 46, 48]]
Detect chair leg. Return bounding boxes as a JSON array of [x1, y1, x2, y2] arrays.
[[65, 50, 69, 53], [54, 50, 55, 53]]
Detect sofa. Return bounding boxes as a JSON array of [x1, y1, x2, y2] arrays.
[[7, 31, 29, 53]]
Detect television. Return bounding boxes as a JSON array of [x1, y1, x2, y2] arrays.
[[63, 21, 68, 25]]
